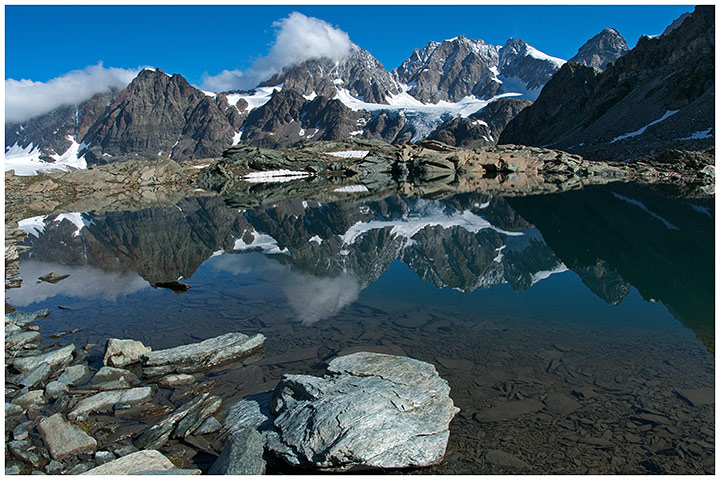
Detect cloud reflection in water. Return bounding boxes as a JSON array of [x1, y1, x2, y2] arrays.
[[211, 252, 361, 325]]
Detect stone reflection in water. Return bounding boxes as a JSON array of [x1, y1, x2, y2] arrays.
[[6, 261, 149, 306], [211, 253, 361, 325]]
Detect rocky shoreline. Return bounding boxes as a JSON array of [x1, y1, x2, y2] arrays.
[[5, 307, 458, 474]]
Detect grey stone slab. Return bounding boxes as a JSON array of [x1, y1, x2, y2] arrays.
[[68, 387, 153, 419], [12, 344, 75, 373], [142, 332, 264, 375], [57, 364, 90, 386], [675, 388, 714, 407], [16, 363, 51, 388], [37, 413, 98, 460], [80, 450, 176, 475]]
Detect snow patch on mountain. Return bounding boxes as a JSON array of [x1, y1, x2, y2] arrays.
[[5, 136, 87, 176], [611, 110, 679, 143], [226, 85, 283, 112]]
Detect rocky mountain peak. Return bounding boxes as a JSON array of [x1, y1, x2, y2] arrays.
[[394, 36, 500, 103], [496, 37, 566, 96], [258, 43, 400, 104], [662, 11, 691, 36], [568, 28, 629, 71]]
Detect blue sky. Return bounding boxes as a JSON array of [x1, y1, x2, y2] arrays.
[[6, 4, 694, 85]]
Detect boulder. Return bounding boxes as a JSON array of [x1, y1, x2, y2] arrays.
[[68, 387, 153, 419], [81, 450, 177, 475], [209, 427, 265, 475], [12, 344, 75, 373], [142, 332, 265, 376], [263, 352, 459, 471], [37, 413, 98, 460], [103, 338, 151, 368]]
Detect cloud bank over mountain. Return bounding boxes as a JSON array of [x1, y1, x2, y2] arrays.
[[6, 63, 141, 123], [201, 12, 353, 92]]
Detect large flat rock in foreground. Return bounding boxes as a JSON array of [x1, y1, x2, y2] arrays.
[[142, 332, 265, 376], [265, 352, 459, 471], [81, 450, 177, 475]]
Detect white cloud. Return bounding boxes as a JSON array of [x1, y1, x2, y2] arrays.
[[201, 12, 353, 92], [6, 63, 141, 123]]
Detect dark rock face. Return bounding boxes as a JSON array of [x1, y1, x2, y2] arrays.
[[259, 45, 400, 104], [82, 69, 243, 163], [568, 28, 629, 71], [241, 89, 365, 147], [428, 97, 532, 147], [500, 6, 714, 161]]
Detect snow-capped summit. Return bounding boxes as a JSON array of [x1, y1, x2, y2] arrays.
[[394, 36, 501, 103], [568, 28, 629, 71], [494, 38, 566, 98], [257, 43, 401, 104], [393, 36, 565, 104]]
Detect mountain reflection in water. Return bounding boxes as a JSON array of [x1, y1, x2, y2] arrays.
[[8, 182, 714, 474], [11, 184, 713, 348]]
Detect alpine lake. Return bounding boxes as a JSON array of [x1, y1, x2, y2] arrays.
[[7, 180, 714, 474]]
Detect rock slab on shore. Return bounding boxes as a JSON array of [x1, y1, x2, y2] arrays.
[[264, 352, 459, 471], [142, 332, 265, 376], [80, 450, 177, 475], [37, 413, 98, 460]]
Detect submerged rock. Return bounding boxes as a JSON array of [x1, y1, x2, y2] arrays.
[[37, 413, 98, 460], [103, 338, 151, 368], [263, 352, 459, 471], [142, 331, 265, 376]]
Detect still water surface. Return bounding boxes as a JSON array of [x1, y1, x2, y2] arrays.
[[7, 182, 714, 474]]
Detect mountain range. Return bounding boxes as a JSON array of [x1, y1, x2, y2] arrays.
[[6, 25, 621, 168], [5, 6, 711, 171]]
